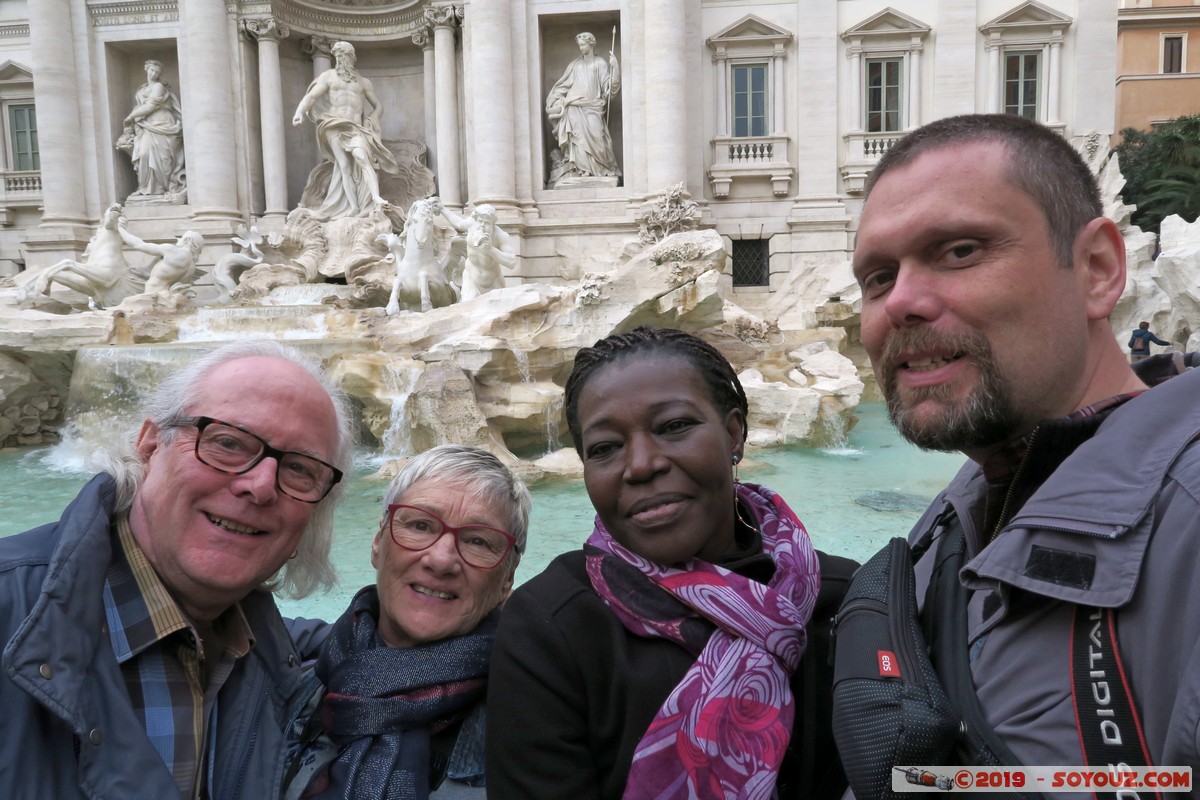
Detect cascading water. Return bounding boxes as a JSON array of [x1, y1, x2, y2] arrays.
[[544, 394, 564, 454], [513, 349, 532, 383], [48, 344, 200, 470], [817, 408, 862, 457], [378, 362, 425, 460], [176, 306, 330, 342]]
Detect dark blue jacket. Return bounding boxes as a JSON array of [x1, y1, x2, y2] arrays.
[[1129, 327, 1170, 351], [0, 474, 312, 799]]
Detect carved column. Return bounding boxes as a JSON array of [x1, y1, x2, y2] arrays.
[[304, 36, 333, 81], [985, 36, 1002, 113], [466, 0, 515, 208], [644, 0, 688, 193], [908, 41, 922, 128], [28, 0, 89, 226], [429, 6, 463, 207], [245, 18, 289, 218], [846, 43, 862, 130], [1047, 35, 1063, 124], [772, 42, 785, 135], [713, 48, 728, 137], [180, 0, 240, 220], [413, 25, 438, 174]]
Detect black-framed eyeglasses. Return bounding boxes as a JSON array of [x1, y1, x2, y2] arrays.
[[175, 416, 342, 504], [385, 503, 516, 570]]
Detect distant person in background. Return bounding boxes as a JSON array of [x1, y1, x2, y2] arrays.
[[0, 339, 353, 799], [1129, 320, 1170, 362], [285, 445, 530, 800], [487, 326, 855, 799]]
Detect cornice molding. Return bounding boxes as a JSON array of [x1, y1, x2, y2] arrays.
[[1119, 8, 1200, 31], [1116, 72, 1200, 83], [87, 1, 179, 27], [0, 24, 29, 38], [81, 1, 439, 39]]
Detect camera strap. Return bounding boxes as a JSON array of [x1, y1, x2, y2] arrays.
[[1070, 606, 1160, 798]]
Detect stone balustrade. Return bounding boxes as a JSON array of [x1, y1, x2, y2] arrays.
[[708, 134, 793, 198], [840, 131, 905, 193]]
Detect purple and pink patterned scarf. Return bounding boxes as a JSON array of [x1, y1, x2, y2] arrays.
[[584, 482, 821, 800]]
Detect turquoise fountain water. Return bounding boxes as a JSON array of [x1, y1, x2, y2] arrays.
[[0, 403, 964, 620]]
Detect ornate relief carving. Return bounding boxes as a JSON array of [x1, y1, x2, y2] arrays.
[[303, 35, 335, 60], [263, 0, 427, 38], [310, 0, 404, 6], [0, 24, 30, 38], [243, 17, 290, 43], [425, 5, 463, 29], [411, 23, 434, 49]]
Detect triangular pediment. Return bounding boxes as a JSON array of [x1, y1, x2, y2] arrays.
[[708, 14, 793, 48], [0, 61, 33, 85], [981, 1, 1072, 34], [843, 8, 931, 40]]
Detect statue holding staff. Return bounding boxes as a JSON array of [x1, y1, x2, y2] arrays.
[[545, 31, 621, 186]]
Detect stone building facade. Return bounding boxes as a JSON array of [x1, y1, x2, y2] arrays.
[[1116, 0, 1200, 136], [0, 0, 1116, 321]]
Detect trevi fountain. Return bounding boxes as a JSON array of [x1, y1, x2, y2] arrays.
[[0, 4, 1198, 610]]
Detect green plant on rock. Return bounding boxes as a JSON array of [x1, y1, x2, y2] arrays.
[[1115, 115, 1200, 234]]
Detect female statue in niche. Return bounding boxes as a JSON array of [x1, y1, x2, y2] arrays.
[[117, 59, 186, 201], [545, 31, 621, 187]]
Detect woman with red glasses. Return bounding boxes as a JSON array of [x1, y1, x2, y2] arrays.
[[284, 445, 530, 800]]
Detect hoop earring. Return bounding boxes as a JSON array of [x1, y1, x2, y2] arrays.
[[735, 498, 757, 530]]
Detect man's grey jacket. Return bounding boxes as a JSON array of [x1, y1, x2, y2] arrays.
[[906, 363, 1200, 774]]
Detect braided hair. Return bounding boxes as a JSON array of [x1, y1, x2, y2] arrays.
[[563, 326, 749, 456]]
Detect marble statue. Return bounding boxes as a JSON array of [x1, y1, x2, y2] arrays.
[[118, 222, 203, 295], [545, 31, 621, 187], [212, 225, 265, 303], [437, 200, 516, 300], [116, 60, 186, 202], [382, 198, 462, 314], [21, 204, 142, 308], [293, 41, 399, 220]]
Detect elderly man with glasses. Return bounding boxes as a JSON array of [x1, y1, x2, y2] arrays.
[[0, 339, 354, 800]]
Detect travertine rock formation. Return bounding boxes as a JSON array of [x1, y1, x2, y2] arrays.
[[0, 230, 864, 468]]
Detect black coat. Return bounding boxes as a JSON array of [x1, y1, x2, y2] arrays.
[[485, 545, 856, 799]]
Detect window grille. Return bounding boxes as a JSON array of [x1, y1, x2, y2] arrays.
[[731, 239, 769, 287]]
